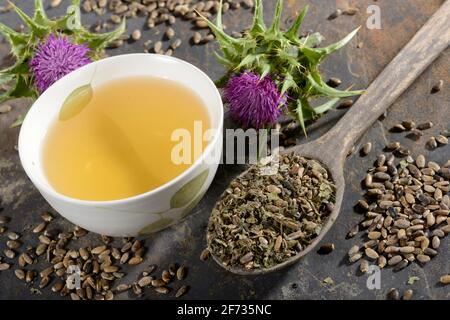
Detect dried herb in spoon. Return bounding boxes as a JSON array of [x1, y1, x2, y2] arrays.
[[207, 153, 336, 271]]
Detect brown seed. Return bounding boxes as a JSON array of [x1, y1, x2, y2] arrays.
[[386, 142, 400, 150], [7, 240, 21, 249], [39, 235, 51, 245], [131, 29, 142, 41], [0, 263, 11, 271], [25, 270, 35, 283], [162, 270, 172, 283], [33, 222, 47, 234], [388, 255, 402, 266], [346, 224, 359, 239], [416, 254, 430, 264], [165, 27, 175, 39], [195, 20, 208, 28], [154, 41, 163, 53], [402, 289, 413, 300], [39, 277, 50, 289], [104, 265, 119, 273], [4, 249, 15, 259], [176, 266, 186, 280], [343, 7, 359, 15], [50, 0, 62, 8], [200, 248, 210, 261], [327, 9, 342, 20], [349, 253, 362, 263], [326, 77, 341, 88], [7, 232, 19, 240], [338, 99, 353, 109], [359, 259, 369, 273], [128, 256, 143, 265], [15, 269, 25, 280], [115, 284, 131, 293], [317, 243, 335, 254], [361, 142, 372, 156], [430, 79, 443, 93], [440, 275, 450, 284], [435, 135, 449, 145], [52, 281, 64, 293], [0, 104, 12, 114], [138, 276, 153, 288], [393, 259, 409, 271], [378, 256, 387, 268], [40, 212, 54, 222], [151, 279, 166, 287], [417, 122, 433, 130], [192, 32, 202, 44], [92, 245, 107, 255], [171, 38, 182, 50], [0, 215, 10, 224], [175, 285, 189, 298], [391, 124, 406, 132], [155, 286, 170, 294], [387, 288, 400, 300], [365, 247, 379, 260]]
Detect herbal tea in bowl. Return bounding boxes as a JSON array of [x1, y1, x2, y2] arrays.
[[19, 54, 223, 237]]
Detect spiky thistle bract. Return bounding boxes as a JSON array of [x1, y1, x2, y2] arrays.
[[198, 0, 364, 135], [0, 0, 125, 106]]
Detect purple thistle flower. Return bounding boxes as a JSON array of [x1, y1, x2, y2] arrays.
[[29, 34, 92, 93], [224, 72, 284, 128]]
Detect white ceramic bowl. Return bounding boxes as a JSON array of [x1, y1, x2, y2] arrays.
[[19, 54, 223, 237]]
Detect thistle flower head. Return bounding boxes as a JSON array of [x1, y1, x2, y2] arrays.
[[224, 72, 284, 128], [29, 34, 91, 93]]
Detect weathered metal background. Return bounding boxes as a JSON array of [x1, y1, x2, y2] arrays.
[[0, 0, 449, 299]]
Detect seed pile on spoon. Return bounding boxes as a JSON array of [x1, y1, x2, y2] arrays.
[[348, 153, 450, 271]]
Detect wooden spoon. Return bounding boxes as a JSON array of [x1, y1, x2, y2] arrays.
[[208, 1, 450, 275]]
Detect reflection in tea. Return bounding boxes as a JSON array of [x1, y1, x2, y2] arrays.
[[42, 77, 210, 201]]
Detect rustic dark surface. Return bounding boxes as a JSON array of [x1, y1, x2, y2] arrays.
[[0, 0, 449, 300]]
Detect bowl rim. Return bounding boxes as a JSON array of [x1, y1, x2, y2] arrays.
[[18, 53, 224, 207]]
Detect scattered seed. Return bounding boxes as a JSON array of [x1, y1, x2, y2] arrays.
[[430, 80, 443, 93], [317, 243, 335, 254], [361, 142, 372, 156], [426, 137, 437, 149], [387, 288, 400, 300], [175, 285, 189, 298], [327, 9, 342, 20], [417, 122, 433, 130], [0, 263, 11, 271], [440, 275, 450, 284], [326, 77, 341, 88], [131, 29, 141, 41], [0, 104, 12, 114]]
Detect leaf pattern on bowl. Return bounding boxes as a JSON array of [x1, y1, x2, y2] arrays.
[[59, 84, 93, 121], [170, 169, 209, 208]]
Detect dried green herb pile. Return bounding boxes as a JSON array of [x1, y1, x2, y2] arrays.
[[207, 153, 336, 271]]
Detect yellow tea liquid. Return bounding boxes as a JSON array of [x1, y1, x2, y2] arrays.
[[42, 77, 210, 201]]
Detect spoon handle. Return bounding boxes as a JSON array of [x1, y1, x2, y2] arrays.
[[323, 0, 450, 158]]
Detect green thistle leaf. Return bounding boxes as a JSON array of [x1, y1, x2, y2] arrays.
[[294, 99, 307, 136], [285, 5, 309, 41], [250, 0, 266, 35], [33, 0, 53, 27], [8, 1, 50, 38], [313, 97, 340, 114], [307, 73, 364, 98], [269, 0, 283, 33], [79, 18, 126, 53], [0, 22, 29, 58]]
